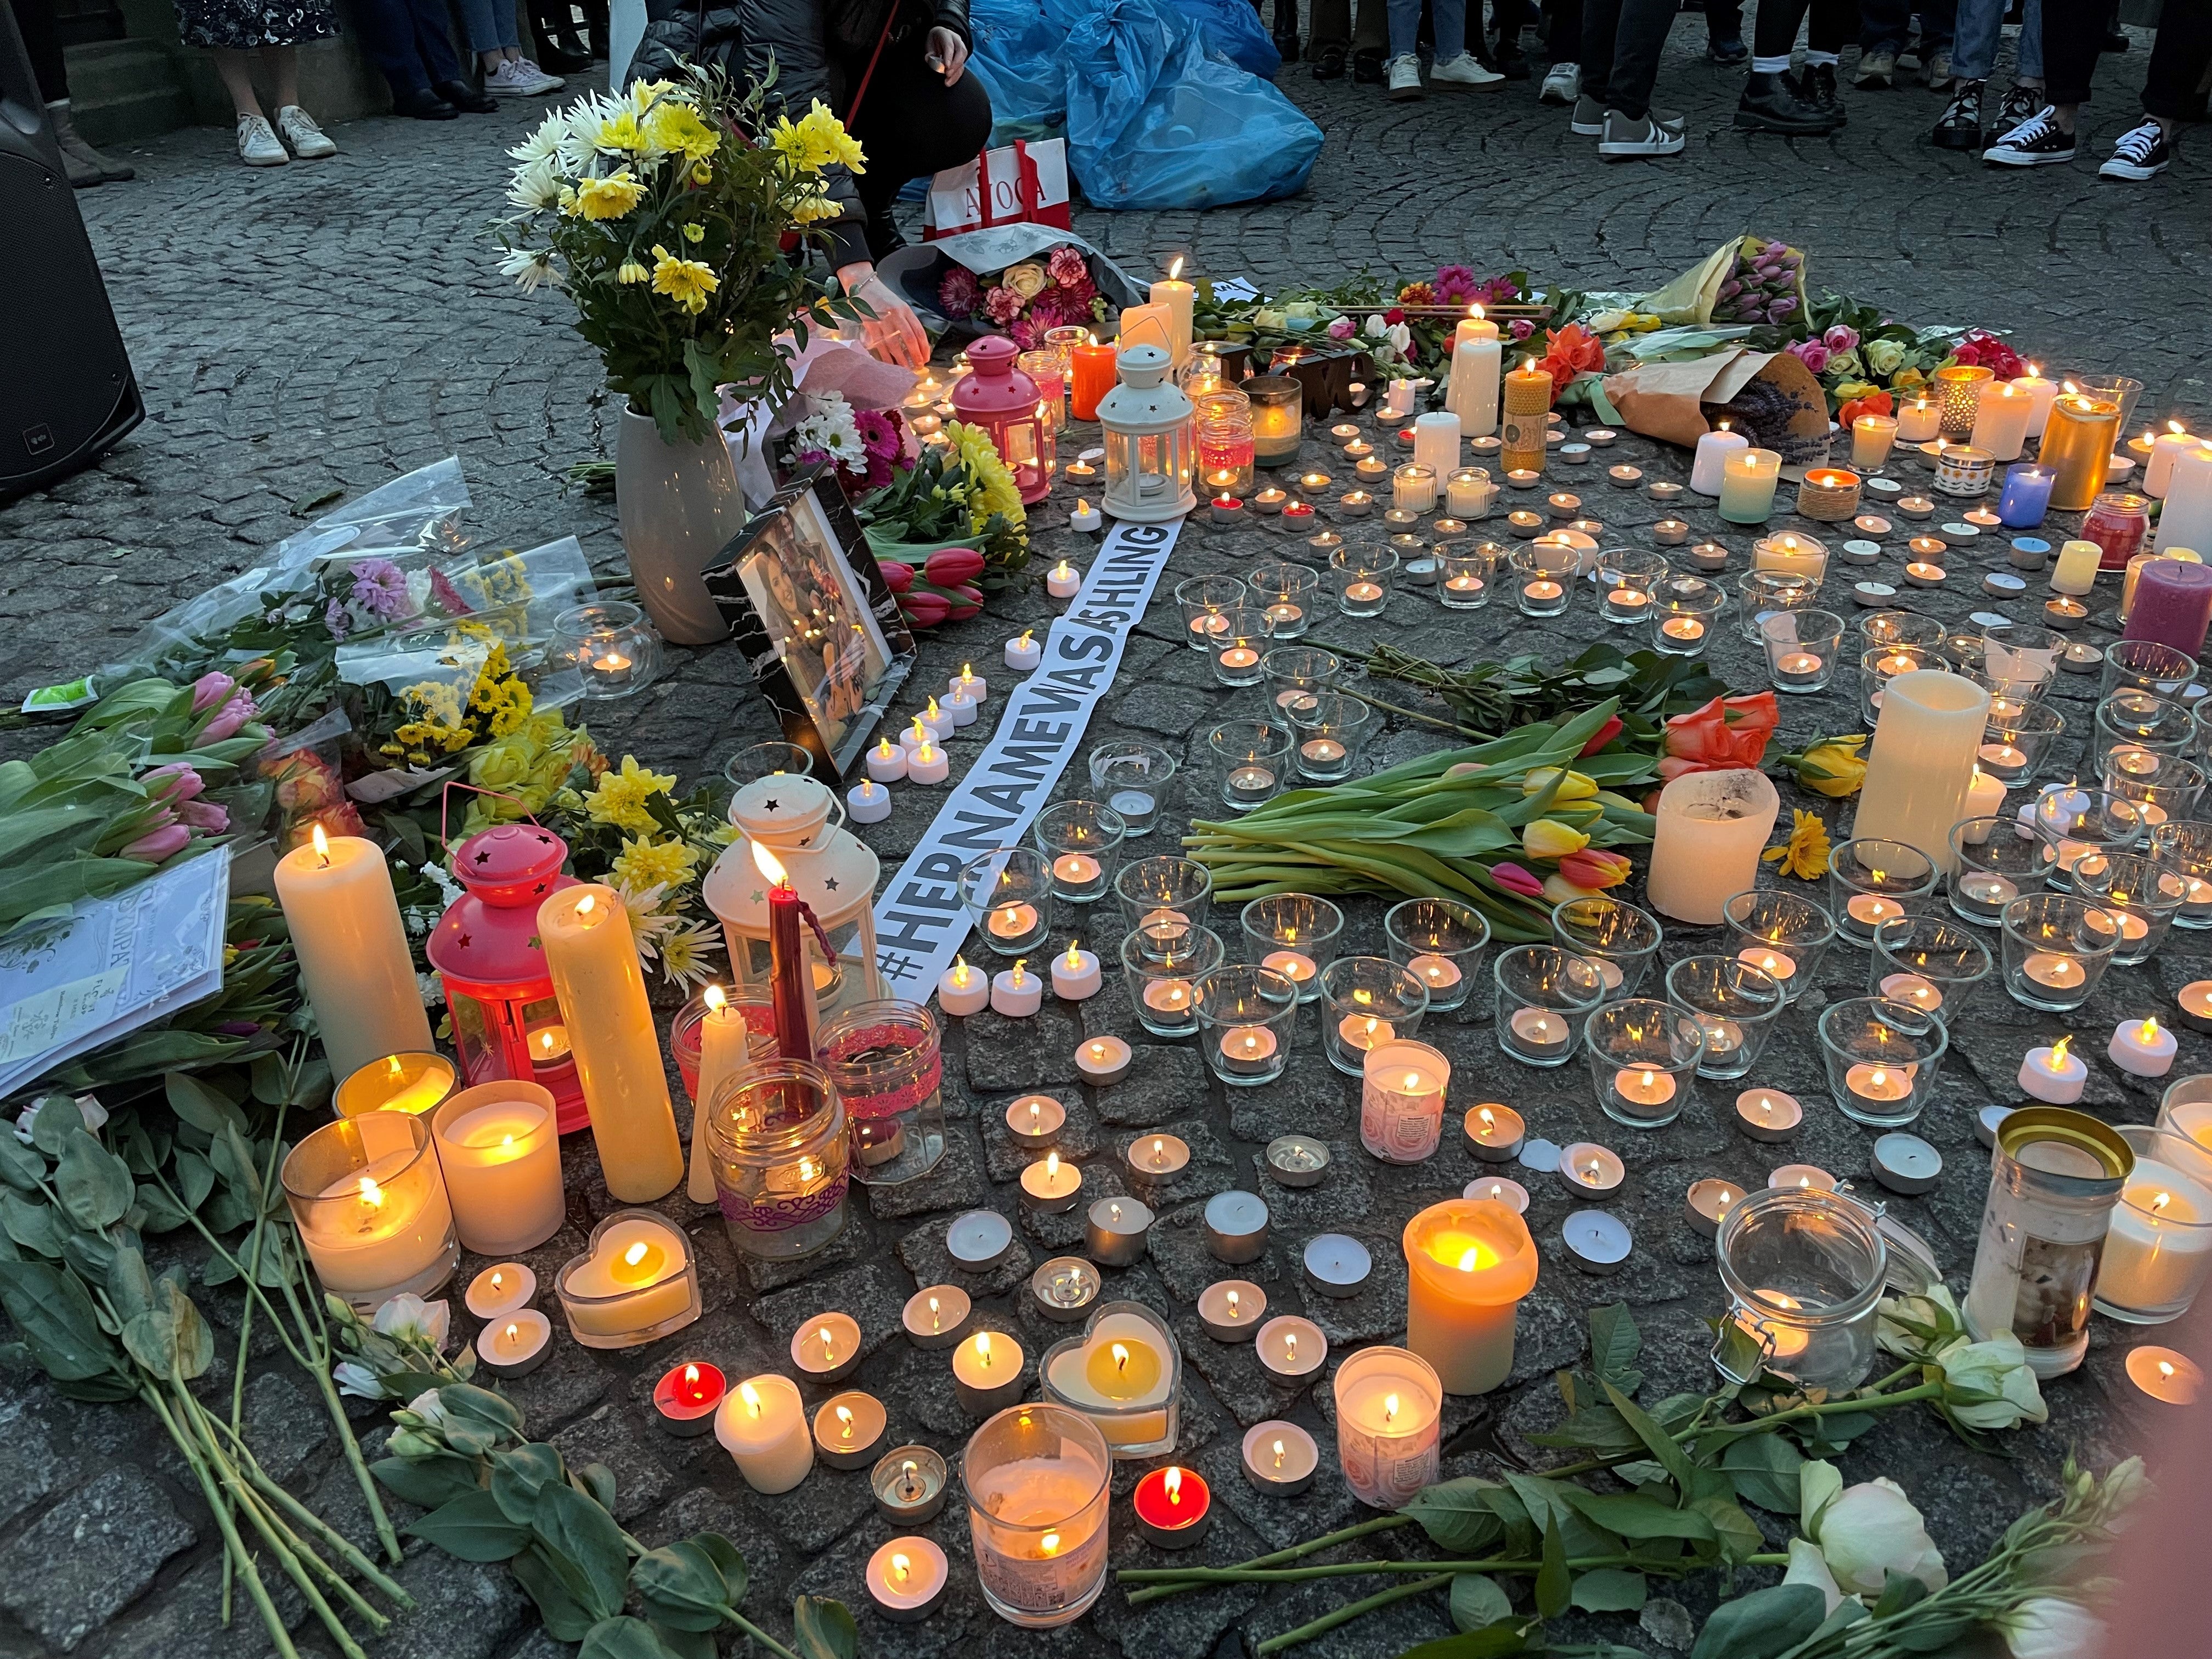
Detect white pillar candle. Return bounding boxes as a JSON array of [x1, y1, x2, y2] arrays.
[[685, 986, 755, 1202], [1850, 670, 1991, 877], [2144, 431, 2205, 498], [937, 955, 989, 1016], [1446, 312, 1502, 437], [1971, 379, 2034, 462], [2155, 444, 2212, 555], [273, 826, 434, 1082], [991, 960, 1042, 1016], [716, 1374, 814, 1493], [1964, 765, 2006, 823], [1689, 425, 1750, 495], [2109, 1017, 2178, 1078], [2011, 370, 2059, 438], [1411, 411, 1461, 479], [1645, 769, 1781, 924], [428, 1085, 566, 1257], [1149, 266, 1194, 366], [2098, 1161, 2212, 1313]]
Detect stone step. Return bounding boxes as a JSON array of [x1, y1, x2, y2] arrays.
[[62, 38, 192, 146]]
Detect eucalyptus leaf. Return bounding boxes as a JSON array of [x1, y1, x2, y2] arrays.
[[573, 1462, 618, 1515], [1402, 1477, 1511, 1555], [1722, 1436, 1805, 1515], [579, 1616, 684, 1659], [1588, 1304, 1643, 1396], [200, 1183, 256, 1234], [1686, 1585, 1827, 1659], [647, 1623, 716, 1659], [164, 1071, 248, 1136], [1688, 1495, 1764, 1566], [442, 1384, 527, 1433], [212, 1124, 263, 1207], [791, 1596, 857, 1659], [534, 1480, 630, 1621], [27, 1097, 86, 1158], [1869, 1570, 1931, 1619], [1570, 1568, 1648, 1613], [0, 1133, 46, 1194], [1451, 1573, 1514, 1632], [58, 1227, 117, 1283], [2, 1190, 65, 1259], [404, 1489, 531, 1563], [695, 1534, 748, 1607]]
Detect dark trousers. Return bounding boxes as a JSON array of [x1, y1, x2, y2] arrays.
[[2045, 0, 2210, 109], [1705, 0, 1744, 45], [355, 0, 464, 94], [1859, 0, 1951, 53], [7, 0, 66, 99], [1581, 0, 1676, 116], [1309, 0, 1388, 50], [1752, 0, 1853, 56], [839, 41, 992, 241], [1548, 0, 1583, 63]]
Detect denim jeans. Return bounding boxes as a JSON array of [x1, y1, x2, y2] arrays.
[[1953, 0, 2040, 81], [355, 0, 465, 93], [1390, 0, 1464, 57], [457, 0, 522, 53]]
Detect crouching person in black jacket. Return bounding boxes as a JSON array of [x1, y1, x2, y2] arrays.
[[634, 0, 992, 367]]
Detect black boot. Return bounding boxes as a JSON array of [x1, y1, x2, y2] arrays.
[[1797, 62, 1845, 123], [1272, 0, 1300, 62], [1489, 30, 1531, 77], [1735, 68, 1835, 132], [1931, 80, 1984, 148], [1351, 46, 1385, 81], [436, 77, 500, 113]]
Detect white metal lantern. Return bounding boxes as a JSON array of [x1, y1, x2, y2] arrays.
[[1098, 343, 1197, 524], [703, 773, 882, 1030]]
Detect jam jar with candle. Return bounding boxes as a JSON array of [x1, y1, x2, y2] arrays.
[[703, 1059, 850, 1260], [963, 1404, 1112, 1627], [1193, 388, 1256, 497], [1965, 1108, 2131, 1376], [814, 1000, 946, 1188]]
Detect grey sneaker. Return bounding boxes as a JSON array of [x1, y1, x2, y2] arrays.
[[1386, 52, 1425, 98], [1598, 109, 1684, 157], [1540, 61, 1580, 103], [1570, 92, 1606, 134], [1924, 48, 1953, 88], [1431, 51, 1505, 89], [1855, 48, 1897, 86]]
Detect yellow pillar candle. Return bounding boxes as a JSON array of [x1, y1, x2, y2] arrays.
[[334, 1051, 455, 1119], [1402, 1199, 1539, 1395], [429, 1083, 566, 1257], [2040, 391, 2121, 511], [1500, 360, 1553, 476], [716, 1374, 814, 1493], [274, 825, 434, 1083], [1149, 258, 1194, 367], [1718, 447, 1782, 524], [1852, 670, 1990, 876], [2050, 539, 2102, 596], [538, 884, 684, 1202]]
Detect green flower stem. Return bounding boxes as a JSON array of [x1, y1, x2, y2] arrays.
[[1540, 1378, 1945, 1479], [204, 1411, 414, 1609], [141, 1384, 303, 1659], [721, 1605, 803, 1659], [1335, 686, 1469, 736], [1252, 1572, 1455, 1657], [222, 1090, 292, 1625], [1124, 1555, 1637, 1587], [1119, 1515, 1409, 1605]]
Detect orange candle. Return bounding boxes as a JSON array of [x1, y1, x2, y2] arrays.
[[1401, 1198, 1538, 1395], [1071, 341, 1119, 422]]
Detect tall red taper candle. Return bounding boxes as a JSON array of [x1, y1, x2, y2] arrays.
[[752, 842, 814, 1062]]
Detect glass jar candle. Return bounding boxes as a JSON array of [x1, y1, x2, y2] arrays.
[[1493, 944, 1606, 1067], [1549, 895, 1663, 998], [1722, 888, 1837, 1005], [2103, 637, 2197, 698], [1175, 573, 1246, 651], [2000, 892, 2122, 1012], [1737, 569, 1816, 643], [704, 1059, 850, 1260], [281, 1111, 459, 1311], [1244, 374, 1304, 466], [1239, 893, 1345, 1005], [1596, 546, 1668, 626], [1714, 1188, 1889, 1393], [1209, 607, 1272, 689], [1089, 741, 1175, 838], [2152, 820, 2212, 930], [1120, 925, 1224, 1039], [1965, 1107, 2131, 1377], [1114, 855, 1214, 956], [1331, 545, 1397, 617], [1438, 541, 1499, 610], [1038, 1301, 1181, 1457], [1762, 607, 1845, 695], [2096, 691, 2196, 765], [2104, 753, 2207, 831], [2069, 851, 2187, 966], [1024, 804, 1121, 910], [959, 847, 1054, 957], [1664, 954, 1786, 1081], [1948, 816, 2059, 926], [1851, 414, 1898, 470], [1976, 701, 2066, 788], [1508, 544, 1576, 617], [2031, 787, 2149, 891], [1858, 610, 1949, 651], [1332, 1346, 1443, 1509], [1321, 955, 1429, 1076], [1817, 996, 1946, 1128], [2081, 489, 2152, 569], [2094, 1126, 2212, 1325], [1446, 466, 1497, 518], [553, 600, 663, 701], [1195, 963, 1300, 1087], [1934, 363, 1994, 439], [1997, 463, 2056, 527], [1245, 560, 1319, 639], [554, 1208, 701, 1348], [1718, 447, 1782, 523], [1651, 574, 1725, 656], [1193, 388, 1256, 497], [963, 1403, 1113, 1627], [1393, 463, 1437, 512], [2041, 391, 2123, 511], [1288, 691, 1373, 783], [1584, 997, 1704, 1130], [1207, 719, 1295, 814], [1827, 837, 1940, 947], [1384, 898, 1491, 1013], [1363, 1037, 1451, 1163], [1860, 913, 1989, 1026]]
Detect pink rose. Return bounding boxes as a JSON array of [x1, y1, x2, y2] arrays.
[[1509, 318, 1534, 341], [1823, 324, 1859, 352], [1327, 317, 1356, 340], [1788, 339, 1831, 375]]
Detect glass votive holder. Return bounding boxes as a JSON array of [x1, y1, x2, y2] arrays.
[[1261, 645, 1339, 720], [1246, 561, 1320, 640], [1721, 887, 1838, 1004], [2152, 820, 2212, 929], [1664, 953, 1786, 1081], [723, 740, 816, 789], [1584, 998, 1705, 1130], [1979, 620, 2066, 693], [1977, 702, 2066, 788], [1033, 800, 1127, 905], [1240, 893, 1345, 1005], [2094, 1126, 2212, 1325], [1115, 856, 1214, 957], [2031, 788, 2149, 889], [2102, 751, 2205, 829], [554, 600, 663, 701], [1816, 996, 1948, 1128], [2098, 691, 2196, 766], [281, 1110, 458, 1311], [1858, 610, 1950, 651], [963, 1404, 1111, 1628], [1383, 897, 1490, 1013], [1195, 963, 1300, 1086], [1438, 541, 1500, 609], [1321, 955, 1430, 1077], [1596, 547, 1668, 627], [1176, 573, 1247, 651], [1866, 913, 1992, 1024], [2000, 891, 2121, 1012], [1948, 816, 2060, 926], [1827, 837, 1941, 947], [959, 847, 1054, 956], [1289, 692, 1372, 783], [2102, 639, 2197, 701], [704, 1058, 850, 1262], [1762, 607, 1844, 695], [1509, 544, 1576, 617], [1331, 546, 1397, 617], [1211, 607, 1273, 689], [1208, 719, 1295, 814], [1737, 570, 1816, 643], [1493, 944, 1606, 1068], [1089, 741, 1175, 837], [2069, 851, 2187, 966], [1549, 895, 1663, 998], [1121, 925, 1225, 1038], [1393, 462, 1437, 512], [816, 998, 947, 1187], [1651, 574, 1725, 655]]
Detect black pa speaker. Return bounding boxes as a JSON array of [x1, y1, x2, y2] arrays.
[[0, 1, 143, 499]]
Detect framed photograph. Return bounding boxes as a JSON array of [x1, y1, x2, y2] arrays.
[[704, 467, 917, 778]]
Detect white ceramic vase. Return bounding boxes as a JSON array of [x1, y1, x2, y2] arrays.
[[616, 407, 741, 646]]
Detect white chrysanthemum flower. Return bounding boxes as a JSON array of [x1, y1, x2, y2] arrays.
[[507, 106, 571, 165], [793, 393, 868, 475], [507, 155, 562, 211], [500, 247, 560, 294]]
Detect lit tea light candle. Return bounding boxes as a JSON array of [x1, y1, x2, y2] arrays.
[[905, 738, 949, 785], [1558, 1142, 1624, 1200], [1005, 628, 1042, 670], [2175, 981, 2212, 1034], [1020, 1150, 1084, 1212], [652, 1359, 726, 1437], [1854, 514, 1892, 537], [1338, 488, 1375, 517], [936, 953, 989, 1016], [1074, 1034, 1132, 1084], [1771, 648, 1825, 687], [866, 1537, 949, 1623], [1052, 941, 1103, 1001], [1083, 1195, 1152, 1268], [1897, 494, 1936, 520], [1209, 493, 1245, 526], [1506, 1007, 1571, 1058], [1330, 422, 1361, 447], [1522, 577, 1565, 604], [1505, 469, 1541, 490], [1684, 1178, 1743, 1239], [1198, 1278, 1265, 1342], [2109, 1016, 2177, 1078], [1464, 1102, 1526, 1162], [1046, 560, 1083, 599], [1259, 945, 1318, 986], [862, 735, 904, 786], [1661, 616, 1708, 645], [475, 1310, 552, 1378], [1651, 517, 1688, 545], [1069, 499, 1102, 533], [1300, 471, 1333, 493], [1845, 891, 1907, 929], [814, 1390, 888, 1469], [1254, 1314, 1325, 1383], [465, 1262, 537, 1320], [949, 664, 989, 703], [1843, 1060, 1917, 1108], [941, 687, 979, 729], [791, 1311, 864, 1383], [990, 958, 1042, 1016], [988, 902, 1041, 942], [951, 1329, 1026, 1415], [900, 1284, 972, 1351], [1240, 1421, 1318, 1496], [1734, 1087, 1802, 1142], [1007, 1094, 1065, 1150], [2126, 1346, 2203, 1405], [1252, 487, 1287, 515], [1125, 1133, 1190, 1185], [2019, 953, 2088, 996], [1904, 561, 1947, 588], [846, 778, 892, 825], [1768, 1164, 1837, 1192], [1133, 1465, 1212, 1550]]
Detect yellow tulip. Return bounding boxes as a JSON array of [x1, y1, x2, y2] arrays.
[[1780, 735, 1869, 798], [1523, 819, 1589, 860], [1521, 767, 1599, 802]]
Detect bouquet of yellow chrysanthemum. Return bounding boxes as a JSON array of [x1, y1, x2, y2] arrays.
[[495, 67, 869, 444]]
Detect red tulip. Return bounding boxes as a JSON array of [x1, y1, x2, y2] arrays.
[[924, 548, 984, 585], [900, 591, 950, 628], [1577, 714, 1624, 758], [879, 561, 915, 594], [1489, 861, 1547, 900]]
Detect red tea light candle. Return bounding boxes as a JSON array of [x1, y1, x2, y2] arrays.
[[792, 1311, 864, 1383], [652, 1359, 727, 1437], [1210, 494, 1246, 526], [813, 1390, 889, 1469], [1282, 501, 1316, 527], [1133, 1465, 1212, 1549]]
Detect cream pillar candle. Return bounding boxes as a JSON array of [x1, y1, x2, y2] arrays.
[[1689, 424, 1750, 494], [2050, 539, 2102, 596], [274, 826, 434, 1082], [2012, 368, 2058, 438], [1971, 379, 2034, 462], [1412, 411, 1462, 479], [1148, 261, 1194, 366], [716, 1374, 814, 1494], [1850, 670, 1991, 876], [2157, 444, 2212, 556], [1446, 310, 1501, 438], [428, 1084, 565, 1257], [538, 884, 684, 1202], [1646, 770, 1781, 925], [2142, 427, 2202, 498], [687, 986, 756, 1204], [1402, 1199, 1539, 1395], [1118, 304, 1173, 356]]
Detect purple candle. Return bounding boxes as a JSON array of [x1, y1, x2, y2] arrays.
[[2125, 558, 2212, 659]]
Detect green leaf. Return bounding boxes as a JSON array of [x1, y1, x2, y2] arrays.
[[0, 1132, 46, 1194], [1889, 1612, 1976, 1652], [164, 1072, 247, 1136], [27, 1097, 86, 1158], [1688, 1496, 1765, 1566], [0, 1259, 124, 1383], [1560, 1490, 1716, 1542], [404, 1489, 532, 1563], [579, 1617, 684, 1659], [1588, 1304, 1643, 1396], [1687, 1585, 1827, 1659], [132, 1182, 191, 1233], [1451, 1574, 1514, 1632], [534, 1480, 630, 1621], [211, 1124, 263, 1207], [791, 1596, 858, 1659], [1869, 1571, 1932, 1619], [513, 1542, 601, 1643], [119, 1278, 214, 1380], [1397, 1630, 1536, 1659], [1709, 1316, 1768, 1386], [371, 1454, 485, 1511], [632, 1539, 738, 1633], [573, 1463, 619, 1515], [490, 1442, 567, 1524], [647, 1624, 716, 1659], [1570, 1568, 1649, 1613], [105, 1246, 155, 1321], [1534, 1517, 1571, 1622], [1722, 1436, 1805, 1515], [1504, 1474, 1623, 1562], [1402, 1478, 1511, 1555], [1602, 1380, 1696, 1497], [1, 1190, 64, 1259], [55, 1129, 132, 1231], [59, 1227, 115, 1283]]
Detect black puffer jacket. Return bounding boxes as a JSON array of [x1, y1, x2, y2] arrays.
[[634, 0, 970, 270]]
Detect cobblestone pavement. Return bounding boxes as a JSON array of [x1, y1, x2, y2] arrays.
[[1, 16, 2209, 1659]]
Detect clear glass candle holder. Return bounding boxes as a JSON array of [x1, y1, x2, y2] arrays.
[[1493, 944, 1606, 1068], [1331, 546, 1397, 617], [1977, 702, 2066, 788], [1033, 800, 1127, 905], [1858, 610, 1949, 651], [1289, 692, 1372, 783], [1261, 645, 1340, 720], [959, 847, 1054, 957], [1978, 621, 2066, 695], [1321, 955, 1430, 1077], [1866, 914, 1991, 1025], [2000, 891, 2122, 1012], [1089, 741, 1175, 837], [1664, 953, 1785, 1081], [1827, 838, 1940, 947], [1115, 856, 1214, 958], [704, 1058, 850, 1260], [1596, 547, 1668, 627], [2094, 1126, 2212, 1325], [1383, 898, 1490, 1013], [2031, 788, 2149, 890], [2103, 751, 2207, 828], [1549, 895, 1663, 999], [1858, 642, 1951, 723], [1210, 607, 1273, 689], [281, 1111, 458, 1311], [1584, 997, 1705, 1130], [1762, 607, 1845, 695], [723, 740, 816, 789], [1240, 893, 1345, 1005], [815, 999, 947, 1187], [2152, 820, 2212, 929], [1716, 1188, 1891, 1394], [2069, 851, 2188, 966], [1208, 719, 1295, 814], [1966, 673, 2049, 733], [2102, 639, 2197, 700], [1509, 544, 1576, 617], [963, 1403, 1112, 1628], [1246, 561, 1320, 639], [1948, 817, 2060, 926], [1176, 573, 1247, 651], [1737, 569, 1816, 644], [1438, 541, 1500, 610], [1121, 925, 1225, 1038], [1652, 574, 1725, 656], [1038, 1302, 1182, 1457], [1817, 996, 1947, 1128], [1722, 888, 1838, 1005], [1195, 963, 1300, 1086], [2097, 691, 2196, 763], [554, 600, 663, 701]]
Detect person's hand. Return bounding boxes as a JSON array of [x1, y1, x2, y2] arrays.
[[839, 263, 930, 369], [925, 25, 968, 84]]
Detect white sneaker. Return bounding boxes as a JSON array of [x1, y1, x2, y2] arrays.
[[516, 58, 566, 90], [1541, 61, 1581, 103], [1432, 51, 1504, 89], [1597, 109, 1684, 157], [236, 112, 287, 166], [274, 105, 336, 157], [487, 58, 565, 95], [1386, 53, 1425, 98]]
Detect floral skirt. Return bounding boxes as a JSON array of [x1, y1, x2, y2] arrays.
[[174, 0, 340, 51]]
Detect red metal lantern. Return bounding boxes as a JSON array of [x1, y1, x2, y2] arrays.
[[951, 334, 1051, 505], [425, 823, 588, 1133]]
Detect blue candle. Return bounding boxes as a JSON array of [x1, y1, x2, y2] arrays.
[[1998, 464, 2055, 527]]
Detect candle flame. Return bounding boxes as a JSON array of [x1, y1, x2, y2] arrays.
[[2063, 380, 2080, 396], [1046, 1151, 1060, 1178], [1009, 956, 1025, 985], [2171, 419, 2188, 437], [1585, 1160, 1600, 1180], [1068, 940, 1083, 968], [836, 1404, 854, 1440], [357, 1176, 383, 1208], [1478, 1108, 1494, 1132], [2051, 1035, 2073, 1066], [1458, 1246, 1481, 1271], [952, 955, 969, 986], [684, 1362, 698, 1386], [1639, 1069, 1655, 1089], [1153, 1136, 1165, 1163], [891, 1552, 910, 1584], [504, 1322, 518, 1345], [1111, 1342, 1130, 1373], [1075, 496, 1091, 514], [819, 1324, 835, 1361], [1384, 1393, 1399, 1423], [1470, 302, 1483, 321], [876, 736, 895, 758], [625, 1240, 648, 1269], [1041, 1533, 1060, 1556], [1018, 628, 1034, 648], [2153, 1191, 2172, 1214], [975, 1332, 992, 1365], [2142, 1017, 2161, 1041], [311, 822, 330, 864], [1165, 1466, 1183, 1503], [928, 1295, 940, 1330], [1273, 1438, 1285, 1468], [740, 1381, 761, 1417], [926, 696, 941, 721], [490, 1271, 505, 1292], [2161, 1360, 2176, 1379], [1869, 1069, 1888, 1090], [1227, 1289, 1239, 1316], [703, 984, 726, 1014], [1284, 1333, 1297, 1361], [1110, 1202, 1121, 1222], [751, 842, 789, 887]]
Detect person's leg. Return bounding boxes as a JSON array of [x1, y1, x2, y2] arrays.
[[843, 46, 992, 251], [2137, 0, 2211, 121], [12, 0, 67, 101], [265, 42, 300, 105], [1310, 0, 1352, 71], [1740, 0, 1837, 125], [1431, 0, 1466, 55], [1541, 0, 1582, 97], [1798, 0, 1848, 115], [1918, 0, 1955, 81], [1578, 0, 1621, 101], [1983, 0, 2089, 159], [1385, 0, 1423, 63], [456, 0, 507, 70], [1594, 0, 1684, 146], [1751, 0, 1807, 72], [1706, 0, 1745, 57], [210, 46, 267, 114]]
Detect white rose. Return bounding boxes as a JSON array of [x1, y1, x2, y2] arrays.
[[1876, 1283, 1964, 1361], [1364, 314, 1389, 339], [1801, 1462, 1948, 1599], [1387, 323, 1413, 354], [1781, 1537, 1846, 1616], [2000, 1598, 2102, 1659], [1935, 1333, 2048, 1430]]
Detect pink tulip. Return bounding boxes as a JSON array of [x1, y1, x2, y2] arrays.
[[200, 689, 258, 742], [1489, 861, 1547, 899], [122, 823, 193, 862], [142, 762, 205, 803], [190, 671, 237, 713], [177, 799, 229, 833]]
